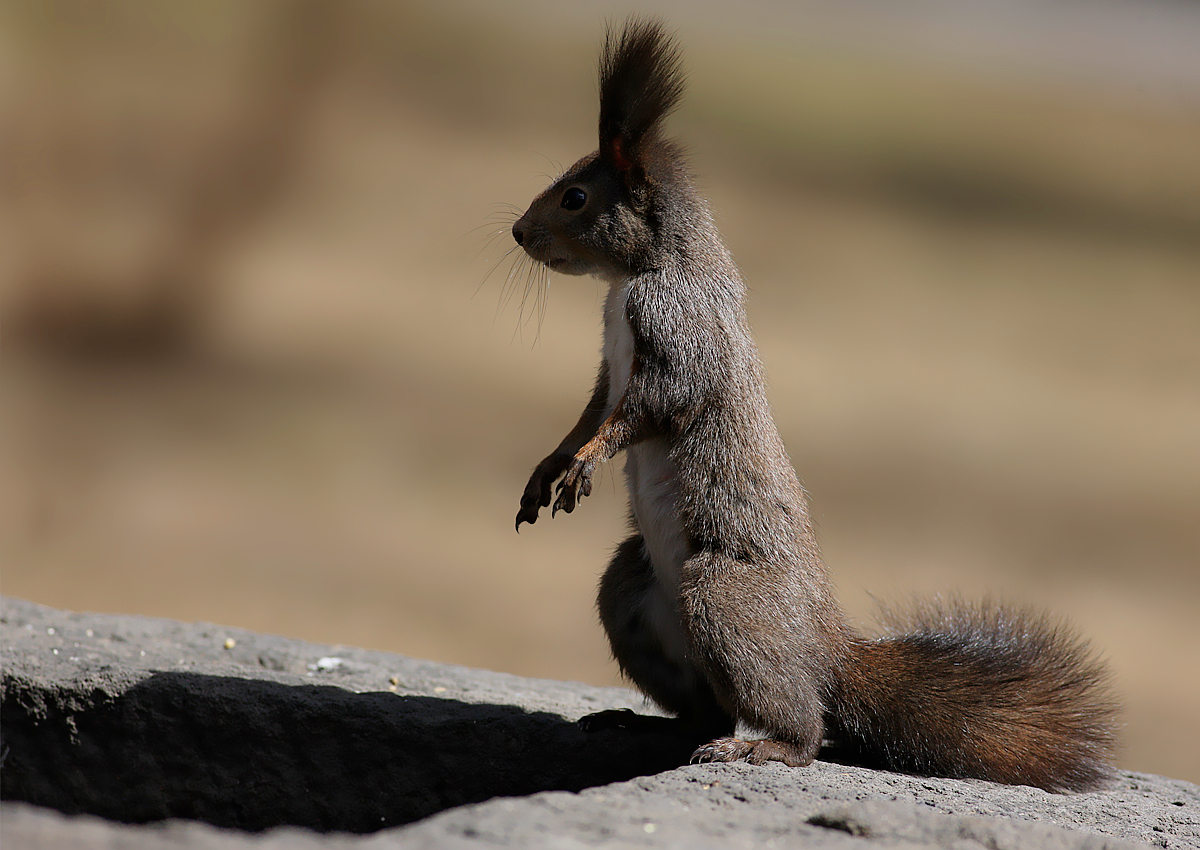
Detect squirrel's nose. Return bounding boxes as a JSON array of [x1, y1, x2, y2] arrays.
[[512, 221, 525, 246]]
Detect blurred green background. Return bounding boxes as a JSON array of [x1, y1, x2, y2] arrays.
[[2, 0, 1197, 784]]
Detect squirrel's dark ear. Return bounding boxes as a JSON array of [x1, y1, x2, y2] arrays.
[[598, 18, 684, 177]]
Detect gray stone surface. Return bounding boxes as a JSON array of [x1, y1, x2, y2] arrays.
[[2, 596, 1197, 849]]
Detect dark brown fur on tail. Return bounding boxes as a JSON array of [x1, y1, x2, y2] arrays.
[[828, 599, 1117, 792], [511, 18, 1119, 794]]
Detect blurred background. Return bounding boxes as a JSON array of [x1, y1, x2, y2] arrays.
[[2, 0, 1197, 784]]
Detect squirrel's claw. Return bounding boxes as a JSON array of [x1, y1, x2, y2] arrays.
[[553, 457, 594, 516], [517, 458, 568, 531], [690, 737, 751, 764], [552, 479, 574, 516], [515, 498, 542, 531]]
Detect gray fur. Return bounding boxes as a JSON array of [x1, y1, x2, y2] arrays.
[[511, 18, 1117, 793]]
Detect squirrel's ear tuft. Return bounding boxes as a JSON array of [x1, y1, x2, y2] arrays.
[[598, 17, 685, 174]]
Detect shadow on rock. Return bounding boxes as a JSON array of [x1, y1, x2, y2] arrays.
[[0, 670, 696, 833]]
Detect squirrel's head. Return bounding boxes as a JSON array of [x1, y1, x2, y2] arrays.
[[512, 18, 686, 279]]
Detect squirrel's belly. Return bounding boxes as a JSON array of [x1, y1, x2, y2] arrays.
[[626, 440, 688, 598], [625, 439, 691, 668]]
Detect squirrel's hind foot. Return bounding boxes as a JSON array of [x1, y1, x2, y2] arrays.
[[691, 736, 814, 768]]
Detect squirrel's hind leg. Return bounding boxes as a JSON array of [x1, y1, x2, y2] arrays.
[[679, 548, 833, 769], [589, 534, 735, 740]]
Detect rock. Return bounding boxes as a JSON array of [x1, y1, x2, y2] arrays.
[[2, 596, 1196, 849]]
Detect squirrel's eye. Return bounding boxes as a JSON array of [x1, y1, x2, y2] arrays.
[[561, 187, 587, 211]]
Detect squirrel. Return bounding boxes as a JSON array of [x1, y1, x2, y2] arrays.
[[509, 18, 1117, 793]]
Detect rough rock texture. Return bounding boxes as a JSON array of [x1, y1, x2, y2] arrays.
[[2, 597, 1196, 849]]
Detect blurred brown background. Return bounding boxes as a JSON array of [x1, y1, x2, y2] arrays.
[[2, 1, 1197, 784]]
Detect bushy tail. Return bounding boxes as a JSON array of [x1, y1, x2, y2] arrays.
[[825, 598, 1118, 792]]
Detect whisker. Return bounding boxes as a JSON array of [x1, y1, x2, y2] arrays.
[[472, 226, 515, 266], [533, 266, 549, 345], [471, 194, 553, 346], [538, 153, 565, 179], [509, 260, 530, 344], [458, 204, 523, 242], [498, 254, 523, 312], [464, 220, 510, 239], [475, 241, 521, 298], [509, 255, 550, 346], [520, 274, 537, 326]]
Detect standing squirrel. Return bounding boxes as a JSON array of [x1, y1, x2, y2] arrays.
[[510, 18, 1117, 793]]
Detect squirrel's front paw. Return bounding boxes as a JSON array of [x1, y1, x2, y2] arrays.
[[516, 454, 571, 530], [516, 478, 549, 529], [553, 456, 594, 516]]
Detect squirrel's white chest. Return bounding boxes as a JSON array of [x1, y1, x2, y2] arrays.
[[602, 283, 635, 409], [602, 282, 689, 602]]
